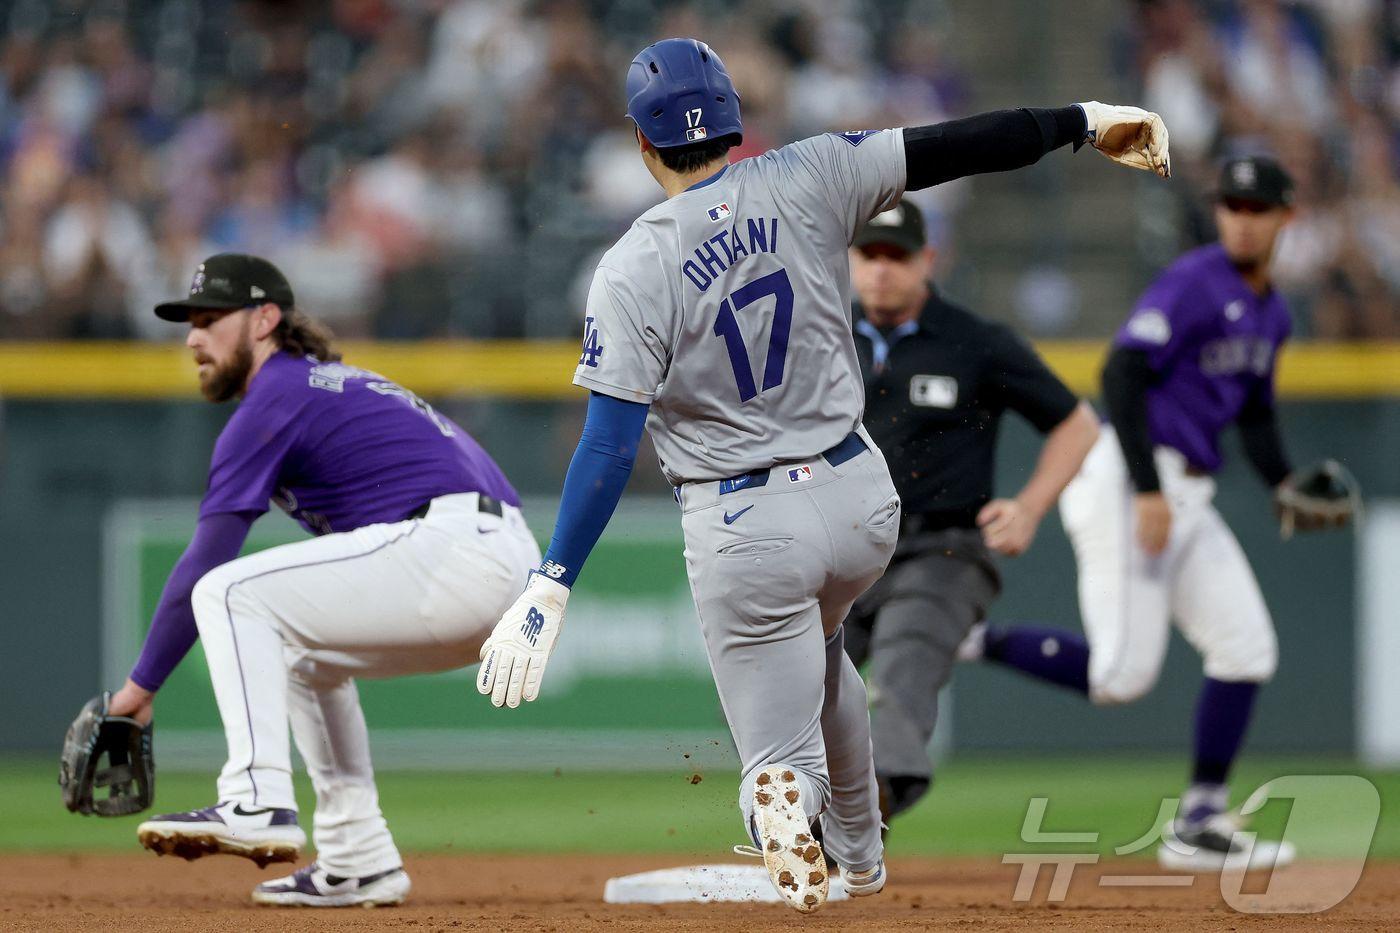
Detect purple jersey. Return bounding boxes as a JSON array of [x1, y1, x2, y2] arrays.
[[200, 352, 519, 533], [1114, 244, 1291, 473]]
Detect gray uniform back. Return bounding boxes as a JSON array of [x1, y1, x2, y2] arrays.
[[573, 129, 906, 483]]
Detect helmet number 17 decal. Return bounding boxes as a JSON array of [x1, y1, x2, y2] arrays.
[[685, 108, 707, 141]]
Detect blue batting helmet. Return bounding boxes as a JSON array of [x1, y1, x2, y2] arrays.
[[625, 38, 742, 149]]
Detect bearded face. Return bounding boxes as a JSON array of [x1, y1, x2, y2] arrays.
[[188, 309, 254, 402], [198, 337, 254, 402]]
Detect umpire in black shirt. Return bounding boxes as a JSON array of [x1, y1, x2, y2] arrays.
[[844, 199, 1100, 821]]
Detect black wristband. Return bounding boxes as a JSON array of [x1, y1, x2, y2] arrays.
[[1026, 105, 1088, 152]]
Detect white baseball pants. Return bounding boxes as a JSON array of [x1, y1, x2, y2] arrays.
[[190, 492, 539, 875], [1059, 429, 1277, 705]]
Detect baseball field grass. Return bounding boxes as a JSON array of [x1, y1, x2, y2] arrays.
[[5, 755, 1396, 859]]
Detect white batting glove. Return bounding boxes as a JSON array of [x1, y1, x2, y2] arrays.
[[1076, 101, 1171, 178], [478, 572, 570, 709]]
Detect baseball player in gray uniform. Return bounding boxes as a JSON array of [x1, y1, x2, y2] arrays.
[[473, 37, 1170, 912]]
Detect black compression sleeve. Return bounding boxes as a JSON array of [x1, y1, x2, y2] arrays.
[[1237, 392, 1292, 487], [903, 105, 1087, 190], [1101, 346, 1162, 493]]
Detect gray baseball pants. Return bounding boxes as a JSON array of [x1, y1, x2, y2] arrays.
[[677, 429, 900, 872], [844, 528, 1000, 818]]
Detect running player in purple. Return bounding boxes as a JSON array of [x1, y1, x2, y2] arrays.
[[962, 157, 1323, 869], [104, 253, 539, 907]]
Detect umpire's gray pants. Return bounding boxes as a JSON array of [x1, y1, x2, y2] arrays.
[[678, 432, 900, 872], [844, 529, 1000, 817]]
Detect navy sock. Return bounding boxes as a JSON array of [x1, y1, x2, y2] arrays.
[[983, 626, 1090, 695], [1192, 677, 1259, 785]]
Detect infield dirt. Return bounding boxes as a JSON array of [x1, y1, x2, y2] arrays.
[[3, 853, 1396, 931]]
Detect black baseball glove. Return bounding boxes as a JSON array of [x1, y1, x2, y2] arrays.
[[59, 692, 155, 816], [1274, 459, 1362, 540]]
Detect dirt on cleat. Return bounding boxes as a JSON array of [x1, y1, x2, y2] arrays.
[[752, 765, 830, 913]]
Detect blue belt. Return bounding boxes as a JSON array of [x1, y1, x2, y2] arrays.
[[716, 431, 868, 496]]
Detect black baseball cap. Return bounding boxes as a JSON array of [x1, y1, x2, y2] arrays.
[[1216, 156, 1294, 208], [154, 253, 295, 322], [854, 199, 926, 254]]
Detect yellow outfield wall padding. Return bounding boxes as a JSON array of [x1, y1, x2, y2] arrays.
[[0, 341, 1396, 400]]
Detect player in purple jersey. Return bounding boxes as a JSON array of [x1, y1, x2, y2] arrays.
[[961, 157, 1336, 869], [103, 253, 539, 907]]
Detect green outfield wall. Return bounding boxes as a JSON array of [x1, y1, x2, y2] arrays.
[[2, 394, 1395, 763]]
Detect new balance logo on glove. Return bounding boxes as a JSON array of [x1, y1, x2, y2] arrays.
[[521, 607, 546, 646]]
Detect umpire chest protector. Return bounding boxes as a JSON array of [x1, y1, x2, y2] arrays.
[[854, 293, 1078, 528]]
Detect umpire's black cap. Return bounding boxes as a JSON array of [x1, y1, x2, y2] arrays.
[[154, 253, 295, 322], [1216, 156, 1294, 208], [854, 199, 927, 254]]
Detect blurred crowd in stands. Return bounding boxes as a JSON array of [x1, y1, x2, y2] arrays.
[[1129, 0, 1399, 337], [0, 0, 1394, 342]]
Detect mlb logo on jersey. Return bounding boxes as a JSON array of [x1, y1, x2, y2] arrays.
[[708, 202, 732, 223], [787, 465, 814, 484]]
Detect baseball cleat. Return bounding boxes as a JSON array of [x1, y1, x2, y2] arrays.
[[252, 863, 411, 907], [841, 859, 887, 897], [1157, 813, 1296, 872], [138, 801, 305, 867], [751, 765, 828, 913]]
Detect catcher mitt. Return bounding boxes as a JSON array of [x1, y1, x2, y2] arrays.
[[59, 692, 154, 816], [1274, 459, 1361, 540]]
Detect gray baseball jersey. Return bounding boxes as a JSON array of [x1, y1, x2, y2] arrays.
[[573, 129, 907, 483]]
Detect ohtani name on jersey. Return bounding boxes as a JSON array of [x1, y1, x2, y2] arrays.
[[681, 217, 780, 293]]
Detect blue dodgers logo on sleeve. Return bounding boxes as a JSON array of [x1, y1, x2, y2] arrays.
[[579, 316, 604, 368], [835, 130, 876, 147], [1125, 308, 1172, 345]]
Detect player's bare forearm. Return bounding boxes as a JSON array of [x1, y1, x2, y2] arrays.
[[979, 402, 1098, 556], [1015, 401, 1100, 519]]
